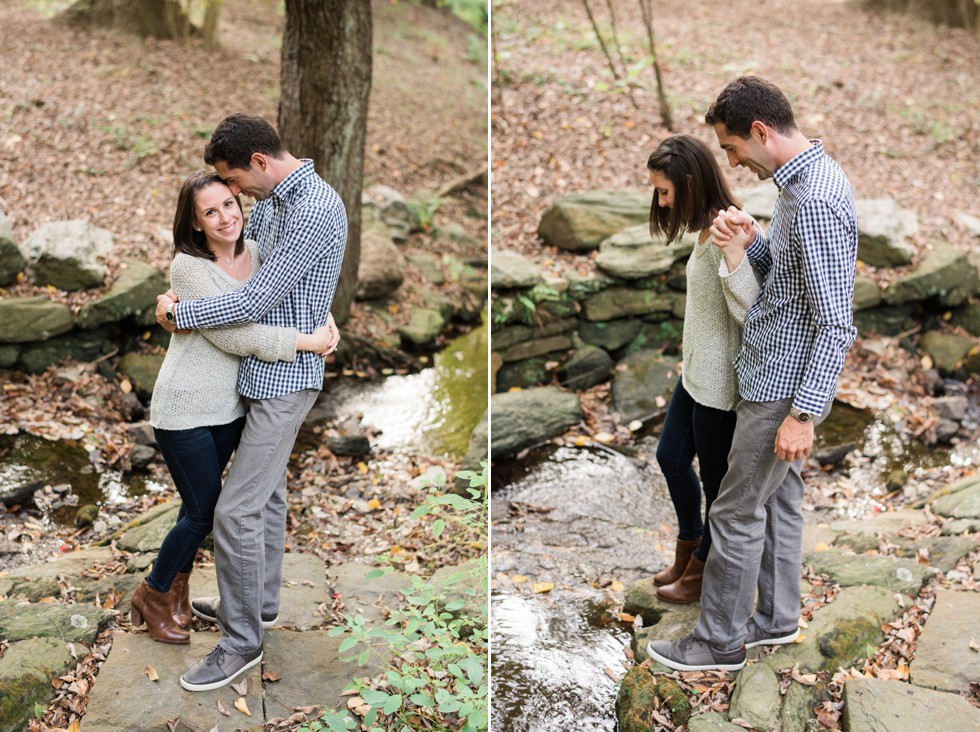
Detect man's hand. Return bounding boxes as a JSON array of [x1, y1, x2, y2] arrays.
[[774, 416, 814, 462], [710, 206, 755, 246], [155, 290, 190, 334]]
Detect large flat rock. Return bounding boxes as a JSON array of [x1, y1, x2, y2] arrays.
[[83, 630, 265, 732], [804, 549, 934, 596], [843, 677, 980, 731], [85, 629, 363, 731], [910, 589, 980, 694]]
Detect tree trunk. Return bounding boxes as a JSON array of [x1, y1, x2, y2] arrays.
[[56, 0, 190, 41], [278, 0, 372, 325]]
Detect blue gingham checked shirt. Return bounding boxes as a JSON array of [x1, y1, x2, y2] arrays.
[[173, 160, 348, 399], [737, 141, 857, 416]]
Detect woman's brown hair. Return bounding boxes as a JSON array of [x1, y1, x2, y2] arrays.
[[647, 134, 741, 245], [171, 171, 245, 260]]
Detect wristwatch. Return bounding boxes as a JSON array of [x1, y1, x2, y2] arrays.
[[164, 303, 176, 324], [789, 407, 812, 424]]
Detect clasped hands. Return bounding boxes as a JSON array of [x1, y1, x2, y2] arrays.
[[709, 206, 756, 271], [154, 291, 341, 356]]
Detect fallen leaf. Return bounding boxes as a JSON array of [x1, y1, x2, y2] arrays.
[[368, 498, 381, 510], [603, 667, 620, 683], [594, 431, 615, 443], [970, 638, 979, 653], [234, 697, 251, 716], [511, 574, 528, 584], [654, 395, 666, 408], [356, 462, 368, 474], [813, 541, 830, 552], [610, 580, 625, 592], [166, 719, 180, 732], [347, 696, 365, 710], [531, 581, 554, 593], [145, 666, 159, 682], [231, 679, 248, 696], [617, 612, 635, 623], [790, 664, 818, 685], [217, 699, 230, 717], [120, 378, 132, 394], [262, 671, 282, 682]]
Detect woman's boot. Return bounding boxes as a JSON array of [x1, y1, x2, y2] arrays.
[[657, 556, 705, 604], [170, 572, 193, 630], [131, 579, 190, 645], [654, 536, 700, 586]]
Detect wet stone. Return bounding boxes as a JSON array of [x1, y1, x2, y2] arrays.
[[781, 680, 826, 732], [687, 711, 746, 731], [115, 502, 181, 553], [930, 474, 980, 520]]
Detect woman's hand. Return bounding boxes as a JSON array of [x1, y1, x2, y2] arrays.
[[297, 313, 341, 356]]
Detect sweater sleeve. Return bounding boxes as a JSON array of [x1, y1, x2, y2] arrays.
[[170, 256, 298, 363], [718, 254, 762, 326]]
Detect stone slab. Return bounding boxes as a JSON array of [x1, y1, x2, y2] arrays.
[[804, 549, 934, 596], [843, 677, 980, 731], [910, 589, 980, 694], [83, 630, 264, 732], [330, 561, 408, 627]]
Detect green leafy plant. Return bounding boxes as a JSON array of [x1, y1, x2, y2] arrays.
[[406, 191, 446, 235], [305, 464, 488, 732]]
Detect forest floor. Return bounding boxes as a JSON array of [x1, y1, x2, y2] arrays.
[[0, 1, 488, 729]]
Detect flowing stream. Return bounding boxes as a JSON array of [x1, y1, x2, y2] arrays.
[[0, 319, 488, 560]]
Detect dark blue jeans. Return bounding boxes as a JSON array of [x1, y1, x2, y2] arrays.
[[146, 417, 246, 593], [656, 377, 737, 562]]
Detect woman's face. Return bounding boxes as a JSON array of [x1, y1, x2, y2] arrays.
[[193, 182, 242, 249], [648, 169, 675, 209]]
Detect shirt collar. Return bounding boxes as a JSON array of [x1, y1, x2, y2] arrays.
[[773, 140, 824, 191], [271, 158, 315, 201]]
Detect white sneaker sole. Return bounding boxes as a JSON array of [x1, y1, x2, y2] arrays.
[[744, 628, 800, 649], [646, 641, 745, 672], [179, 652, 263, 692]]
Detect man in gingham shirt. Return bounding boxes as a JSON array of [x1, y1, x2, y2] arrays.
[[648, 77, 858, 672], [155, 114, 347, 691]]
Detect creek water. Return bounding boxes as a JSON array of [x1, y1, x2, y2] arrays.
[[489, 396, 980, 731], [0, 319, 488, 534]]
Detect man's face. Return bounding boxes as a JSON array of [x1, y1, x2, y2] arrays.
[[213, 157, 275, 200], [713, 122, 775, 181]]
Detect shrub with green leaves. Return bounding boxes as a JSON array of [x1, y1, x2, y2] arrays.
[[304, 464, 488, 732]]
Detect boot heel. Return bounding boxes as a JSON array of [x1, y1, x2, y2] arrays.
[[131, 607, 143, 626]]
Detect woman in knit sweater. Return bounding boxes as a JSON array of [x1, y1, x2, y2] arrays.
[[130, 171, 337, 644], [647, 135, 760, 603]]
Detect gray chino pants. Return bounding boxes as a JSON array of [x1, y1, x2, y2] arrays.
[[693, 396, 829, 652], [213, 388, 319, 654]]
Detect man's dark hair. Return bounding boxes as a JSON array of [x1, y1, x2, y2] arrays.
[[203, 113, 285, 170], [705, 76, 797, 139]]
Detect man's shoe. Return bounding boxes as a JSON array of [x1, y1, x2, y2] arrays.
[[743, 618, 800, 649], [179, 645, 263, 692], [190, 597, 279, 628], [646, 634, 745, 672]]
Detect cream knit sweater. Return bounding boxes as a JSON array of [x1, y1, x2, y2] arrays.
[[681, 236, 761, 412], [149, 240, 298, 431]]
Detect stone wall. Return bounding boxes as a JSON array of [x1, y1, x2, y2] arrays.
[[490, 189, 980, 417]]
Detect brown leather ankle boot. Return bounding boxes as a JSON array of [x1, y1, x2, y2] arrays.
[[170, 572, 192, 630], [654, 536, 700, 586], [131, 579, 190, 645], [657, 556, 705, 604]]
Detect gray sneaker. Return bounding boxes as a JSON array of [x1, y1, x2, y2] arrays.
[[743, 618, 800, 649], [646, 634, 746, 672], [179, 645, 263, 692], [190, 596, 278, 628]]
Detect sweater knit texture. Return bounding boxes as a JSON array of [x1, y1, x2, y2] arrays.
[[150, 240, 298, 431], [681, 236, 761, 411]]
